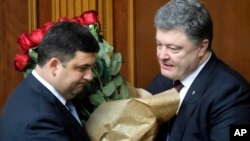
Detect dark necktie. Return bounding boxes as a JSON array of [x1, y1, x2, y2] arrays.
[[173, 80, 184, 93], [167, 80, 184, 140]]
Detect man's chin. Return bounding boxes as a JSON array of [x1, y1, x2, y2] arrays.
[[161, 70, 175, 80]]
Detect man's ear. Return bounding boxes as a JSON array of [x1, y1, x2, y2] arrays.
[[48, 58, 60, 76], [198, 39, 209, 57]]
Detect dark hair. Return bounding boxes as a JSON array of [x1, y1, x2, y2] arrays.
[[37, 21, 99, 66], [154, 0, 213, 49]]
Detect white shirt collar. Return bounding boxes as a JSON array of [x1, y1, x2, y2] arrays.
[[181, 52, 212, 88], [32, 70, 67, 105]]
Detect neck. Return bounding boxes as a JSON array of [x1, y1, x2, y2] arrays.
[[199, 51, 211, 66], [34, 65, 51, 84]]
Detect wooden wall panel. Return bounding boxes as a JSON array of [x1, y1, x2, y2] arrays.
[[113, 0, 135, 84], [38, 0, 52, 27], [0, 0, 29, 110], [134, 0, 167, 88], [51, 0, 113, 45], [203, 0, 250, 82]]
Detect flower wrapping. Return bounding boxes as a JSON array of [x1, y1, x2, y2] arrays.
[[86, 87, 179, 141]]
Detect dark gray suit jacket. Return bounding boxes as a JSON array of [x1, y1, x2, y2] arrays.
[[0, 74, 90, 141], [148, 53, 250, 141]]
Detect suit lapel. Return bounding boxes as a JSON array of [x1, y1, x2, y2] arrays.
[[25, 74, 88, 139], [170, 53, 218, 140], [55, 99, 89, 139]]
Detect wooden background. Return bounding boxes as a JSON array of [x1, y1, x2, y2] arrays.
[[1, 0, 250, 110]]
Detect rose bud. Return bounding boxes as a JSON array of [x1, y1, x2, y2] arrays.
[[74, 16, 85, 25], [14, 54, 30, 72], [17, 33, 33, 53], [29, 28, 45, 46], [81, 10, 99, 25]]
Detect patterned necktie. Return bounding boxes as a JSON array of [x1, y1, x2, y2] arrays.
[[66, 101, 82, 125]]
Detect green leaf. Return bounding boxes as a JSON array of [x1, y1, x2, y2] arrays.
[[94, 59, 104, 77], [24, 68, 33, 77], [110, 52, 122, 75], [97, 43, 106, 57], [29, 48, 38, 62], [119, 83, 131, 99], [102, 67, 112, 84], [109, 90, 120, 100], [89, 90, 106, 107], [113, 74, 123, 87], [97, 46, 111, 68], [102, 81, 116, 97], [23, 60, 37, 77], [88, 24, 99, 40], [102, 39, 113, 54], [102, 54, 111, 68]]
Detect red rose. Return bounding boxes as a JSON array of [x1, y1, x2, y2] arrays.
[[14, 54, 30, 72], [17, 33, 33, 53], [74, 16, 85, 25], [42, 21, 54, 32], [29, 28, 45, 46], [80, 10, 99, 25]]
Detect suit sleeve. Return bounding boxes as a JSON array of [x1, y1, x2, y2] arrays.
[[147, 73, 173, 94], [208, 83, 250, 141], [27, 113, 71, 141]]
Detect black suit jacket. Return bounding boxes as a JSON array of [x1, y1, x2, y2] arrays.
[[147, 53, 250, 141], [0, 74, 90, 141]]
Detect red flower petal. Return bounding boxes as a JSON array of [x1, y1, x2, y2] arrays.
[[42, 21, 55, 32], [14, 54, 30, 72], [81, 10, 99, 25], [29, 28, 45, 46], [17, 34, 34, 53]]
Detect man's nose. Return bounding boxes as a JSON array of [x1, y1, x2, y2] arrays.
[[83, 69, 94, 81], [158, 47, 170, 59]]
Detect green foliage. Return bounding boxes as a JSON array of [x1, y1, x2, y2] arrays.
[[28, 48, 38, 62], [76, 24, 131, 124], [23, 48, 38, 77]]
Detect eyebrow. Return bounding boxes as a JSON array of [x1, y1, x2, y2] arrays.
[[78, 63, 96, 68], [157, 41, 182, 48], [167, 44, 182, 48]]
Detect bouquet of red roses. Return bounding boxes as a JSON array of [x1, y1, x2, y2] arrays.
[[14, 10, 99, 77]]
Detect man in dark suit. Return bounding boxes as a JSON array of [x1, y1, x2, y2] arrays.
[[147, 0, 250, 140], [0, 22, 99, 141]]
